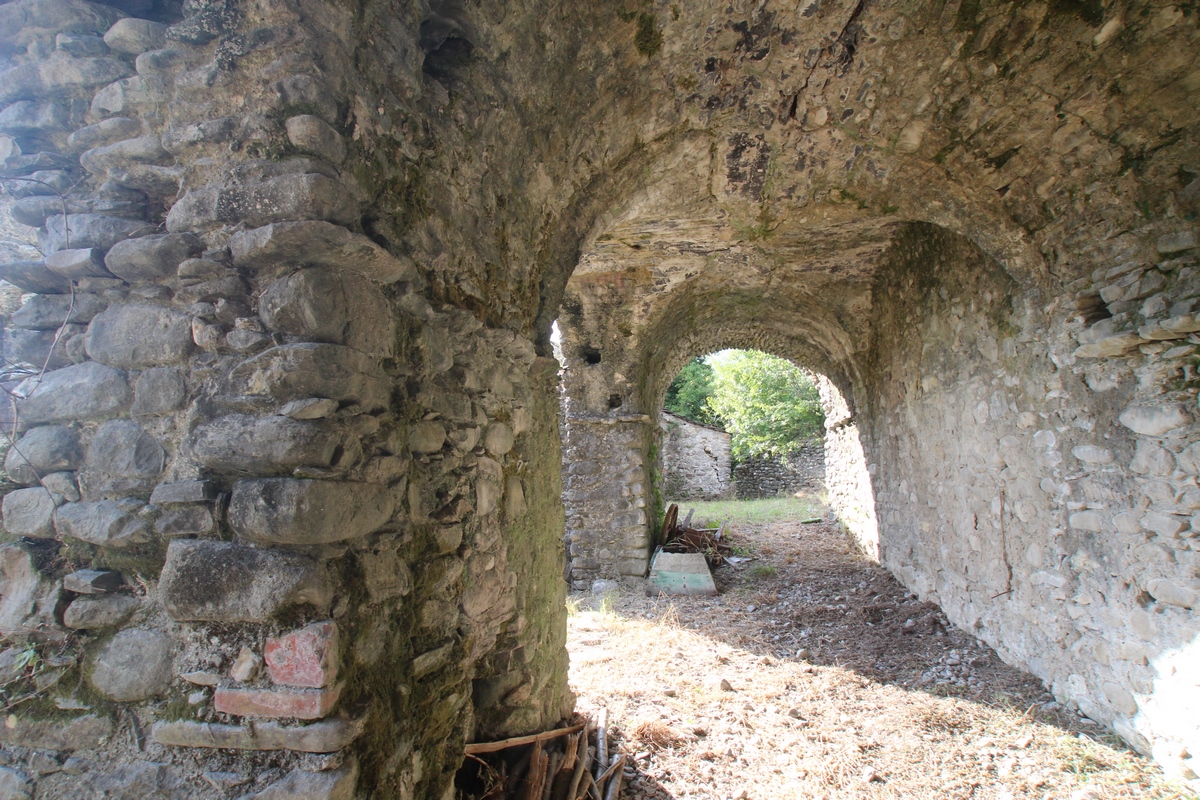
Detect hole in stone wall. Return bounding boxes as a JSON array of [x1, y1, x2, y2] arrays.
[[608, 394, 623, 409], [581, 347, 602, 365], [420, 2, 475, 79]]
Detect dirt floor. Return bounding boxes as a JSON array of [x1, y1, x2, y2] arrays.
[[567, 515, 1193, 800]]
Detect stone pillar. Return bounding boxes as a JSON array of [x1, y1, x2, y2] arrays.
[[560, 414, 653, 588], [0, 0, 572, 796]]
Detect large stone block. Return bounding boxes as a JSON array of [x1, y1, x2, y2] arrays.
[[82, 419, 164, 495], [0, 261, 72, 294], [185, 415, 349, 474], [0, 56, 132, 103], [165, 174, 358, 232], [0, 544, 58, 637], [79, 134, 169, 177], [158, 540, 333, 622], [0, 100, 72, 136], [102, 18, 166, 54], [2, 487, 62, 538], [11, 293, 106, 330], [42, 213, 150, 253], [11, 186, 146, 229], [4, 425, 83, 483], [0, 713, 112, 751], [15, 362, 131, 424], [90, 628, 171, 701], [63, 593, 138, 629], [243, 761, 357, 800], [44, 248, 111, 279], [85, 304, 193, 368], [3, 326, 78, 371], [54, 499, 151, 547], [89, 73, 170, 116], [258, 269, 395, 357], [285, 115, 346, 164], [151, 716, 364, 752], [228, 479, 395, 545], [68, 117, 143, 151], [224, 343, 390, 411], [0, 0, 124, 51], [104, 232, 203, 282], [1119, 404, 1192, 436], [230, 220, 418, 284]]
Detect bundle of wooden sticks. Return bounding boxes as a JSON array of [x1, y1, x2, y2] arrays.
[[462, 709, 626, 800]]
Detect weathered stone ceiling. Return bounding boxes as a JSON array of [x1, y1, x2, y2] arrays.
[[552, 0, 1197, 407]]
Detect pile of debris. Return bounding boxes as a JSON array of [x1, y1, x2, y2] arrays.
[[458, 709, 627, 800], [658, 504, 732, 567]]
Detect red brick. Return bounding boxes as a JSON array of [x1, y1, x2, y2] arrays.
[[213, 685, 341, 720], [264, 620, 339, 688]]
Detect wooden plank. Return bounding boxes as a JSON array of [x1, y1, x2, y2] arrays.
[[466, 721, 586, 754]]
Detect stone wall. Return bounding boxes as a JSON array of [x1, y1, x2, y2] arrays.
[[2, 0, 1199, 791], [861, 223, 1200, 768], [732, 442, 824, 499], [660, 412, 731, 500], [560, 414, 651, 589], [0, 0, 580, 796]]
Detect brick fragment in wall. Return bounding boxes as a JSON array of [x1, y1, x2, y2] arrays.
[[265, 621, 339, 688], [214, 685, 341, 719]]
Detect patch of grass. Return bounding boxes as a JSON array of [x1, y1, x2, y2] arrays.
[[668, 495, 825, 528], [748, 564, 777, 579]]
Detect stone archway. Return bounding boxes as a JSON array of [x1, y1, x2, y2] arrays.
[[0, 0, 1197, 795]]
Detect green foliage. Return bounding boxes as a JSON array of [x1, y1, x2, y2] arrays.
[[663, 358, 718, 425], [706, 350, 824, 461]]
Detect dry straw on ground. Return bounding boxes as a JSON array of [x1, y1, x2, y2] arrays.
[[568, 501, 1192, 800]]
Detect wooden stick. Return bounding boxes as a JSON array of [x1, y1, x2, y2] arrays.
[[466, 721, 586, 754], [540, 751, 563, 800], [565, 743, 588, 800], [595, 755, 623, 788], [574, 770, 594, 800], [594, 709, 608, 779], [507, 742, 535, 795], [602, 755, 625, 800], [550, 733, 580, 800], [516, 741, 544, 800]]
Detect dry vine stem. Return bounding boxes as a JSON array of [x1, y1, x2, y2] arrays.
[[462, 711, 624, 800]]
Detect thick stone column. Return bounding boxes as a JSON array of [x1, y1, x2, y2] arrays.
[[0, 1, 574, 796]]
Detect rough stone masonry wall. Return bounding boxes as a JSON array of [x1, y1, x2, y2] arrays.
[[861, 223, 1200, 776], [660, 412, 730, 500], [0, 0, 576, 797], [732, 442, 825, 500]]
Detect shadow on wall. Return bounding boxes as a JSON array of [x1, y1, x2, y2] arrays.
[[818, 376, 880, 562]]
